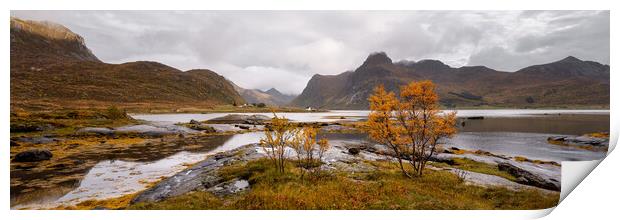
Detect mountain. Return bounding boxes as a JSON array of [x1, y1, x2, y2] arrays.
[[230, 81, 296, 106], [291, 52, 609, 109], [10, 17, 245, 111]]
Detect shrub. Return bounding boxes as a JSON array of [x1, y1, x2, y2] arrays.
[[105, 106, 128, 120]]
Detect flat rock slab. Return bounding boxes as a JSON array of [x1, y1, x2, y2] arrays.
[[548, 135, 609, 148], [205, 114, 271, 124], [77, 123, 197, 137], [131, 144, 262, 204]]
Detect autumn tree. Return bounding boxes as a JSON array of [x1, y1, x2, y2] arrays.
[[290, 126, 330, 179], [365, 81, 457, 178], [260, 114, 331, 175], [260, 114, 295, 173]]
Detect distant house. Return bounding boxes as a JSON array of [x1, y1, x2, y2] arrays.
[[305, 106, 315, 111]]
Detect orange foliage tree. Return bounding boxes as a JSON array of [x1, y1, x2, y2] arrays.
[[365, 81, 457, 178]]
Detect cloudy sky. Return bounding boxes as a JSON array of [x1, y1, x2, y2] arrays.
[[11, 11, 609, 94]]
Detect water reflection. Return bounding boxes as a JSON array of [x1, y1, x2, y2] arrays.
[[459, 114, 609, 135], [131, 109, 610, 123]]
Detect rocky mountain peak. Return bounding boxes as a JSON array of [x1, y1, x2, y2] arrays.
[[265, 88, 283, 96], [11, 17, 85, 44], [559, 56, 582, 63], [361, 52, 392, 67], [10, 16, 100, 62]]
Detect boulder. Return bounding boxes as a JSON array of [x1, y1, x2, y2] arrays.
[[10, 122, 55, 133], [348, 147, 361, 155], [497, 162, 560, 191], [13, 149, 53, 162]]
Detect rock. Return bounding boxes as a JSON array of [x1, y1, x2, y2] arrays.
[[14, 136, 58, 144], [189, 119, 201, 125], [348, 147, 361, 155], [429, 155, 456, 165], [131, 144, 262, 204], [497, 162, 560, 191], [186, 123, 216, 133], [548, 135, 608, 148], [207, 179, 250, 197], [238, 125, 250, 130], [466, 116, 484, 120], [12, 149, 53, 162], [77, 127, 115, 135], [206, 114, 271, 125], [10, 122, 55, 133]]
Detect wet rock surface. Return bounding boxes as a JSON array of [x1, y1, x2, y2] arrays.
[[12, 149, 53, 162], [131, 144, 262, 203], [77, 123, 197, 137], [497, 162, 560, 191], [548, 135, 609, 149]]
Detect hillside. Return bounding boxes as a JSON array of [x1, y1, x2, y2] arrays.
[[10, 17, 245, 111], [291, 52, 610, 109], [230, 82, 296, 106]]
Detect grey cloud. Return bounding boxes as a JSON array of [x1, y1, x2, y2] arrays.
[[10, 10, 609, 94]]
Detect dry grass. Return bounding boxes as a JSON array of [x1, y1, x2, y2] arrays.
[[129, 159, 559, 210]]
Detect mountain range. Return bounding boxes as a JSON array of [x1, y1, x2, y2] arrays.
[[230, 82, 296, 106], [10, 17, 245, 111], [11, 17, 609, 111], [291, 52, 609, 109]]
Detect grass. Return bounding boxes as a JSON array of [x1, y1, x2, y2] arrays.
[[431, 158, 517, 182], [129, 159, 559, 210]]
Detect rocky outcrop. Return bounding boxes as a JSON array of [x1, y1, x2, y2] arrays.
[[548, 135, 609, 149], [77, 124, 197, 137], [497, 162, 560, 191], [185, 120, 217, 133], [205, 114, 271, 125], [207, 179, 250, 197], [131, 144, 263, 203], [12, 149, 53, 162]]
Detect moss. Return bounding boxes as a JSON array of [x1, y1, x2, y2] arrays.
[[586, 132, 609, 138]]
